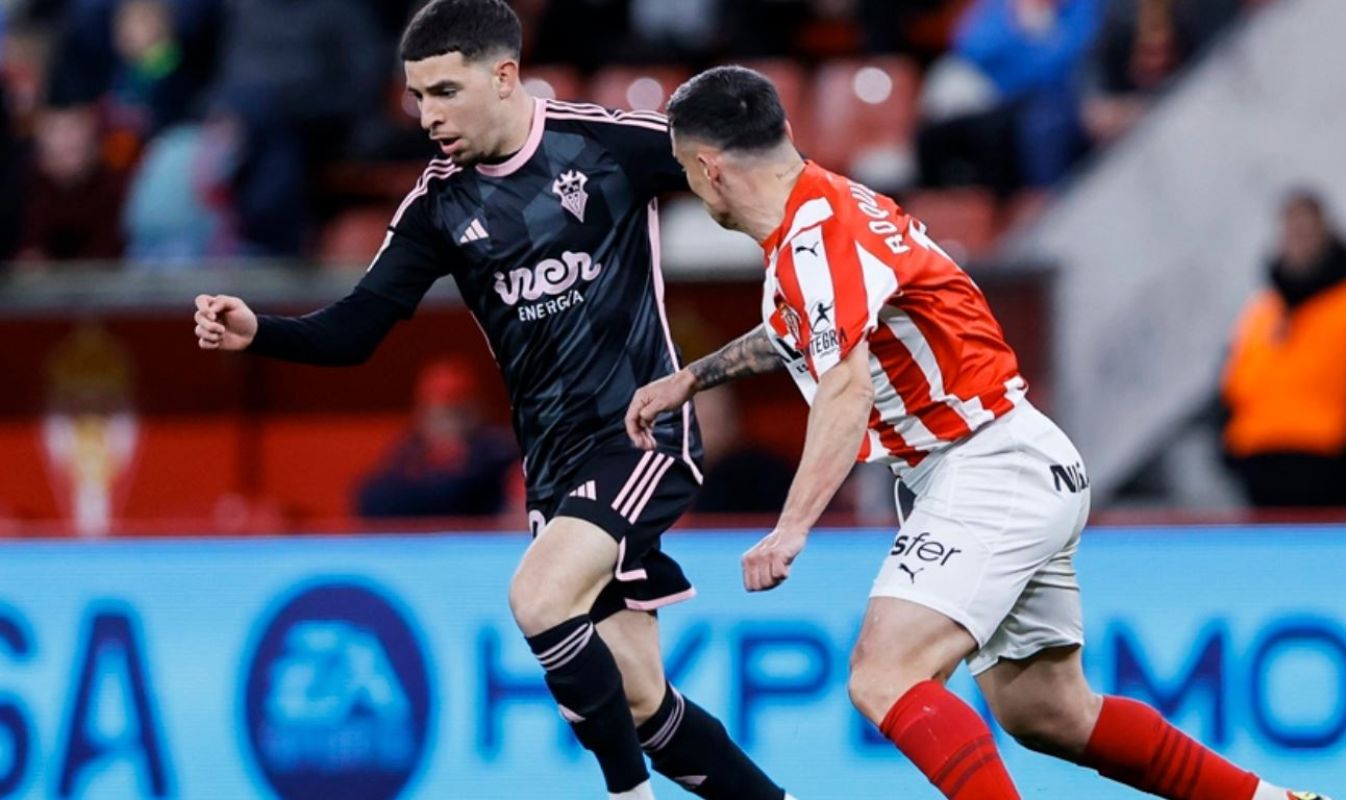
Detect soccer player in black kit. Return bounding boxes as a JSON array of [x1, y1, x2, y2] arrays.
[[192, 2, 792, 799]]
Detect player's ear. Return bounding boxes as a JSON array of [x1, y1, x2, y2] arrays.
[[493, 57, 520, 98], [696, 153, 716, 184]]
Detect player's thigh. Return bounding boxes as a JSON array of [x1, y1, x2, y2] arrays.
[[847, 596, 978, 723], [975, 644, 1100, 757], [875, 406, 1088, 655], [597, 609, 667, 723], [509, 514, 620, 635]]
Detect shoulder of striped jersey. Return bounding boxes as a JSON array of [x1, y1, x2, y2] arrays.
[[389, 159, 464, 227], [543, 99, 669, 132], [412, 158, 465, 190]]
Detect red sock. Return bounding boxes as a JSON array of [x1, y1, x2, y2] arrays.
[[879, 680, 1020, 800], [1081, 696, 1260, 800]]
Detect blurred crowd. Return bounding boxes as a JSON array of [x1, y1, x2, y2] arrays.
[[0, 0, 1263, 270]]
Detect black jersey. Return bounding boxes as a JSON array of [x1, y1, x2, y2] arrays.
[[357, 98, 703, 505]]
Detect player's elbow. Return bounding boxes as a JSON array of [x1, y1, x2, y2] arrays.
[[847, 373, 874, 405], [834, 365, 874, 407]]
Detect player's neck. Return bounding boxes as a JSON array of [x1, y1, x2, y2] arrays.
[[492, 88, 536, 161], [738, 154, 807, 245]]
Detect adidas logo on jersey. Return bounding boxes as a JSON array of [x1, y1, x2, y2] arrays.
[[458, 218, 488, 244], [568, 481, 597, 501]]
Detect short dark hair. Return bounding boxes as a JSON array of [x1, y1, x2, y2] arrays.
[[1283, 187, 1326, 218], [666, 66, 788, 153], [399, 0, 522, 63]]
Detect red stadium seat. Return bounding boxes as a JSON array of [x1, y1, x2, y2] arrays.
[[900, 187, 1003, 263], [809, 57, 920, 175], [317, 207, 394, 267], [521, 65, 584, 103], [587, 65, 690, 111], [741, 59, 816, 158]]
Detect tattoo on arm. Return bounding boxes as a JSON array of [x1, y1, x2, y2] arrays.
[[688, 324, 783, 391]]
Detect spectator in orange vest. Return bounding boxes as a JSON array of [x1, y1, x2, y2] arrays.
[[1222, 189, 1346, 507]]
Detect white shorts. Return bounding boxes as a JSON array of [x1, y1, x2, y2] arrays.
[[870, 402, 1092, 675]]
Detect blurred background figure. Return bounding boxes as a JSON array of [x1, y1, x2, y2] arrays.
[[918, 0, 1103, 194], [18, 103, 128, 262], [106, 0, 197, 138], [1082, 0, 1240, 144], [0, 2, 22, 261], [691, 387, 793, 515], [208, 0, 391, 256], [1221, 190, 1346, 508], [357, 359, 518, 520]]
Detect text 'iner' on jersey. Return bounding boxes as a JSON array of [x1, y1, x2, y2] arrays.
[[360, 98, 703, 504]]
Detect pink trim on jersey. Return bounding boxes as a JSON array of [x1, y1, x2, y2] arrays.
[[545, 110, 668, 133], [389, 161, 460, 227], [647, 200, 704, 483], [624, 588, 697, 612], [614, 538, 649, 582], [477, 97, 546, 177], [544, 100, 670, 129]]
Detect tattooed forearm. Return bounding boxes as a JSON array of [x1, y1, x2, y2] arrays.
[[687, 324, 784, 391]]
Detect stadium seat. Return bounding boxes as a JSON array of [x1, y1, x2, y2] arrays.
[[317, 207, 394, 267], [587, 65, 690, 111], [809, 57, 920, 176], [741, 59, 816, 158], [522, 65, 584, 103], [900, 187, 1002, 263]]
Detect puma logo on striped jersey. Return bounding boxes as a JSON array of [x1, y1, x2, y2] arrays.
[[568, 481, 597, 501]]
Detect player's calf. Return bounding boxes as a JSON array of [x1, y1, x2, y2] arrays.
[[1079, 695, 1323, 800], [849, 599, 1020, 799], [526, 615, 652, 797], [637, 683, 788, 800]]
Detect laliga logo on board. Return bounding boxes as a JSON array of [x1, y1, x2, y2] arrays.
[[242, 582, 433, 800]]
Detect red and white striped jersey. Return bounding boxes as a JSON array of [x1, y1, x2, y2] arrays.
[[761, 162, 1026, 473]]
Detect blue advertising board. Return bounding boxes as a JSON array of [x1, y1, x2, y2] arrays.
[[0, 526, 1342, 798]]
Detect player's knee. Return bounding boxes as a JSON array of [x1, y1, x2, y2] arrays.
[[847, 650, 922, 725], [624, 679, 666, 725], [507, 573, 562, 635]]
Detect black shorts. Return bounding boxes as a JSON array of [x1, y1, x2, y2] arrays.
[[528, 445, 701, 623]]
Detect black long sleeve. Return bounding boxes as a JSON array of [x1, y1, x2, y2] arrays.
[[247, 287, 405, 366]]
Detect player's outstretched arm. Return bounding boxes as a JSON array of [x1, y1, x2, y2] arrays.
[[741, 339, 873, 592], [194, 294, 258, 351], [626, 324, 783, 450], [192, 288, 404, 367]]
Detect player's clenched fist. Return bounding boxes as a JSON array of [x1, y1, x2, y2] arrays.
[[625, 368, 698, 451], [193, 294, 258, 351], [741, 527, 807, 592]]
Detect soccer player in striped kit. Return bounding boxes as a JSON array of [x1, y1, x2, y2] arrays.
[[193, 4, 792, 798], [627, 65, 1330, 800]]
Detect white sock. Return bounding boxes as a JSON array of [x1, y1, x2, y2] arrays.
[[610, 780, 656, 800], [1252, 781, 1288, 800]]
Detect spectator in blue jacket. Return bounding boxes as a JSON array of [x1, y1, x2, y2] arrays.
[[919, 0, 1103, 192]]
